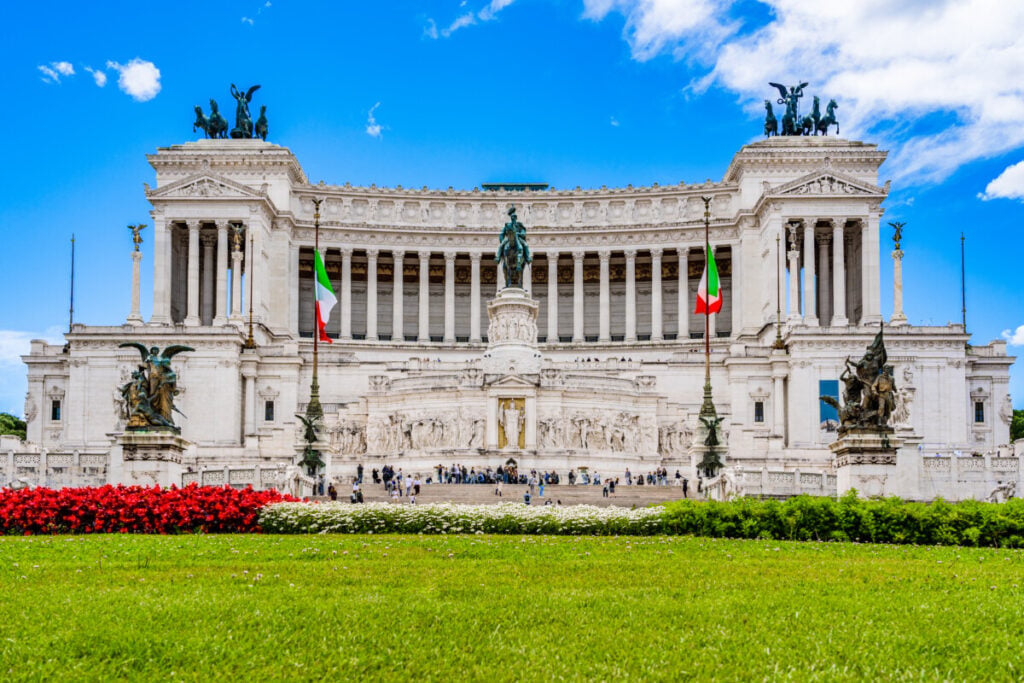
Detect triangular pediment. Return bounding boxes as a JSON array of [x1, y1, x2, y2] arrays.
[[487, 373, 538, 388], [146, 173, 265, 200], [770, 168, 886, 198]]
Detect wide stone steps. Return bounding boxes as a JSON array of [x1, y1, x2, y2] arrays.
[[328, 483, 697, 507]]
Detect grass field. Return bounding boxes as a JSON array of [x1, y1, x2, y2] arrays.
[[2, 534, 1023, 681]]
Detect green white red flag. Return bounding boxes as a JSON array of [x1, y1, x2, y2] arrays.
[[313, 250, 336, 343], [694, 243, 723, 314]]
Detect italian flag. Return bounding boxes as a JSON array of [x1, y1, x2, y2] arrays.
[[313, 250, 336, 343], [694, 243, 723, 314]]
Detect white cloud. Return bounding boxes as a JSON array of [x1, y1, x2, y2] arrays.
[[366, 102, 383, 139], [242, 16, 254, 25], [979, 160, 1024, 201], [106, 58, 161, 101], [586, 0, 1024, 185], [427, 0, 516, 38], [0, 328, 65, 417], [37, 61, 75, 83], [610, 116, 620, 127], [1003, 325, 1024, 346], [84, 66, 107, 87]]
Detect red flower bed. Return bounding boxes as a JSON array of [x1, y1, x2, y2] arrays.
[[0, 484, 299, 535]]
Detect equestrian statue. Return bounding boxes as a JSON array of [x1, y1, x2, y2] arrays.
[[495, 205, 532, 289]]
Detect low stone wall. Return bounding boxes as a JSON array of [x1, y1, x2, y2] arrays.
[[705, 467, 837, 501], [2, 449, 110, 489], [181, 466, 315, 498]]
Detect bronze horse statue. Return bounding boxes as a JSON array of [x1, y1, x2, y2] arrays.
[[254, 105, 268, 141], [763, 100, 778, 136], [816, 99, 839, 136], [193, 100, 228, 139]]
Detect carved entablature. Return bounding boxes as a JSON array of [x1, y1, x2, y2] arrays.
[[768, 169, 887, 200], [146, 173, 267, 201]]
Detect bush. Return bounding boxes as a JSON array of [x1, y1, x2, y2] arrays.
[[0, 484, 298, 535]]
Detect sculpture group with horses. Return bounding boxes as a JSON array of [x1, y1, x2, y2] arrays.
[[763, 82, 839, 137], [193, 85, 268, 141]]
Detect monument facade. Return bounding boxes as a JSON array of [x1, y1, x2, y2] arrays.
[[16, 129, 1016, 493]]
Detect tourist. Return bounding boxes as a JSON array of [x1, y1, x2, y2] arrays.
[[602, 485, 609, 498], [390, 486, 400, 503], [529, 476, 536, 495], [405, 477, 413, 497], [356, 463, 364, 484], [682, 477, 689, 498], [544, 499, 553, 506], [697, 477, 703, 494], [413, 478, 421, 495], [372, 468, 380, 484], [327, 483, 337, 501], [495, 479, 503, 497], [608, 480, 616, 495], [625, 468, 632, 485], [523, 490, 532, 505], [539, 480, 545, 497], [568, 470, 576, 485], [409, 494, 416, 505]]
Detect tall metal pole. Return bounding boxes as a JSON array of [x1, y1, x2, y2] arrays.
[[68, 234, 75, 333], [699, 197, 716, 419], [773, 234, 786, 350], [306, 199, 324, 421], [960, 232, 967, 331]]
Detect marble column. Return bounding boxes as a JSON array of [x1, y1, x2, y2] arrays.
[[230, 236, 243, 320], [127, 249, 143, 325], [444, 251, 456, 342], [787, 227, 801, 322], [150, 217, 169, 324], [418, 251, 430, 342], [366, 249, 379, 340], [678, 247, 689, 339], [772, 374, 786, 439], [201, 233, 216, 325], [340, 248, 352, 340], [547, 252, 559, 343], [651, 248, 663, 341], [185, 220, 201, 326], [598, 250, 611, 342], [214, 221, 228, 325], [392, 250, 405, 342], [891, 247, 908, 326], [818, 234, 832, 325], [625, 249, 637, 342], [470, 252, 482, 343], [572, 251, 585, 343], [862, 214, 883, 323], [803, 222, 818, 326], [832, 220, 849, 326]]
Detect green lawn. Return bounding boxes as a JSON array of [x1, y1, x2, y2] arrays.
[[1, 535, 1023, 681]]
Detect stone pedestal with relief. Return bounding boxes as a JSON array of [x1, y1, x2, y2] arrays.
[[831, 428, 901, 498], [112, 432, 187, 487], [482, 287, 541, 375]]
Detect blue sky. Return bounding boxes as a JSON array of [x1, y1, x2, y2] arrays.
[[1, 0, 1022, 417]]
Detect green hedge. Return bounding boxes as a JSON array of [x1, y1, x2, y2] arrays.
[[660, 492, 1024, 547]]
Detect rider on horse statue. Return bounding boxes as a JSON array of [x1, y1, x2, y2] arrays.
[[496, 206, 532, 289]]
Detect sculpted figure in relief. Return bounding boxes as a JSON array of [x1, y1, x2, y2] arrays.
[[501, 402, 522, 449]]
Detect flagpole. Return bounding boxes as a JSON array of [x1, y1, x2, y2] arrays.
[[69, 234, 75, 334], [699, 197, 716, 419], [306, 198, 324, 421], [960, 232, 967, 331]]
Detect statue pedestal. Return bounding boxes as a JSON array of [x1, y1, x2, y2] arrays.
[[482, 287, 541, 375], [831, 428, 901, 498], [113, 431, 188, 488]]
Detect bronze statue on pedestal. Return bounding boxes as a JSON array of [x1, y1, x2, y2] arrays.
[[118, 343, 193, 432]]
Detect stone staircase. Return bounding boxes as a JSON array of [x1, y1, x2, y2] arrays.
[[327, 483, 696, 507]]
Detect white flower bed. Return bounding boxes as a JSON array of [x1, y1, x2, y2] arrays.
[[259, 501, 666, 535]]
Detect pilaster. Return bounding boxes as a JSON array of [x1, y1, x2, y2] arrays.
[[444, 251, 456, 343], [572, 250, 585, 343], [624, 249, 637, 342], [651, 247, 663, 341], [185, 220, 201, 327], [598, 250, 611, 342], [366, 249, 379, 341]]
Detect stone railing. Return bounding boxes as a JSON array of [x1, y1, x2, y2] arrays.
[[2, 448, 109, 489], [913, 452, 1024, 501], [180, 465, 315, 497], [705, 466, 837, 501]]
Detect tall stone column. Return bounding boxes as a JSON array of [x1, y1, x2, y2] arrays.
[[201, 233, 215, 325], [392, 250, 404, 342], [572, 250, 585, 343], [230, 232, 244, 321], [787, 227, 801, 322], [891, 247, 908, 326], [444, 251, 456, 342], [128, 249, 143, 325], [150, 217, 169, 324], [340, 248, 352, 340], [818, 234, 832, 325], [598, 250, 611, 342], [546, 252, 559, 343], [418, 251, 430, 342], [651, 248, 663, 341], [678, 247, 689, 339], [832, 220, 849, 326], [214, 221, 229, 325], [185, 220, 201, 327], [470, 252, 482, 343], [862, 214, 883, 324], [625, 249, 637, 342], [803, 222, 818, 326], [366, 249, 379, 341]]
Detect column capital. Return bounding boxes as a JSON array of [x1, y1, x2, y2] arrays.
[[598, 249, 611, 263], [624, 248, 637, 260], [340, 247, 353, 258], [650, 247, 664, 259], [444, 251, 457, 264], [200, 233, 217, 247], [572, 250, 586, 261], [185, 219, 201, 231], [544, 249, 559, 259], [366, 248, 379, 259], [470, 251, 482, 263], [419, 250, 431, 262], [215, 220, 231, 231], [819, 233, 832, 246]]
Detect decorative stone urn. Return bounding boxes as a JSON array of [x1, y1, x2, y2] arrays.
[[482, 287, 541, 375]]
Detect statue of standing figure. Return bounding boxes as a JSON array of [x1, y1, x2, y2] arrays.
[[127, 224, 146, 252], [118, 343, 193, 432], [496, 206, 532, 288], [229, 84, 261, 138]]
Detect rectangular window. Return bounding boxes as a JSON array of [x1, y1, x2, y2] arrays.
[[974, 401, 985, 423], [50, 400, 61, 421], [264, 400, 275, 422], [754, 401, 765, 423]]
